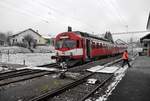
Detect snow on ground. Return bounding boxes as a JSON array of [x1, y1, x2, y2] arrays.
[[17, 66, 59, 71], [0, 67, 3, 71], [0, 46, 30, 53], [94, 56, 137, 101], [87, 66, 105, 72], [96, 66, 119, 73], [0, 46, 55, 53], [95, 65, 128, 101], [0, 53, 56, 66], [87, 66, 119, 73]]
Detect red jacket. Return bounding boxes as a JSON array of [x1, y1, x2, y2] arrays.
[[122, 51, 128, 60]]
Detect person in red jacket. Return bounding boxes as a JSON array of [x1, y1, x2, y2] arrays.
[[122, 50, 131, 67]]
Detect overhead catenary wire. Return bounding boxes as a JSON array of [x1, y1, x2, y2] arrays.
[[34, 0, 99, 32], [0, 0, 52, 22], [96, 0, 126, 25], [0, 0, 99, 33]]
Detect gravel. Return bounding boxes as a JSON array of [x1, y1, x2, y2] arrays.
[[48, 73, 112, 101]]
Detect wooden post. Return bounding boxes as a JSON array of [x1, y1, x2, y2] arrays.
[[23, 60, 25, 65], [0, 51, 2, 62], [8, 50, 10, 62]]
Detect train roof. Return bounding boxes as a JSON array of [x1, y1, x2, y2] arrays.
[[73, 31, 109, 42]]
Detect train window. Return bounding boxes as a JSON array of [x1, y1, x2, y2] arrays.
[[92, 42, 95, 48], [55, 40, 63, 48], [105, 44, 107, 48], [103, 43, 105, 48], [100, 43, 102, 48], [77, 40, 79, 48], [55, 39, 77, 49], [97, 43, 99, 48]]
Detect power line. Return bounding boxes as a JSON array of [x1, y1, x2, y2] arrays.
[[0, 0, 53, 23], [112, 30, 150, 35], [34, 0, 99, 32], [0, 0, 99, 33], [108, 0, 126, 24], [96, 0, 125, 25]]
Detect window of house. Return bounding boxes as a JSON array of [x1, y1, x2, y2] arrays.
[[22, 39, 24, 42]]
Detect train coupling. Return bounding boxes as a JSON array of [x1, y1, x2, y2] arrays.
[[60, 62, 68, 69]]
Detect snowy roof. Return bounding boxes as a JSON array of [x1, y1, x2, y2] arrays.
[[10, 28, 42, 38], [10, 28, 53, 40], [140, 33, 150, 42], [42, 35, 52, 39]]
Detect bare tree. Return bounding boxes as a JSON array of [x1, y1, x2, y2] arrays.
[[6, 31, 13, 45], [23, 35, 34, 48], [0, 32, 7, 46], [104, 31, 114, 43]]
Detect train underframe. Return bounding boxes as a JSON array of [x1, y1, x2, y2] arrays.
[[52, 52, 122, 68]]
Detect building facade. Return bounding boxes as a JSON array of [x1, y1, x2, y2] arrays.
[[10, 28, 49, 46], [140, 33, 150, 56]]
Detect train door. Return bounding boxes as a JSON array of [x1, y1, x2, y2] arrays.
[[86, 39, 91, 59]]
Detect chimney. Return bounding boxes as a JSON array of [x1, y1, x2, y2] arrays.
[[68, 26, 72, 32]]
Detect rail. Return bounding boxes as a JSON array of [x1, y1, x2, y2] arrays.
[[29, 58, 122, 101]]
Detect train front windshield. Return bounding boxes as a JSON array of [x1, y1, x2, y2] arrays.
[[55, 40, 77, 49]]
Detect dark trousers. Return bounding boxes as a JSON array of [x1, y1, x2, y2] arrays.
[[122, 59, 131, 67]]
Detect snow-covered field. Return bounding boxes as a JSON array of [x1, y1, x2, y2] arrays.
[[0, 46, 55, 53], [0, 53, 56, 66]]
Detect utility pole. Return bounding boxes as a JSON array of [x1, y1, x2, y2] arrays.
[[130, 36, 133, 56], [125, 25, 129, 48]]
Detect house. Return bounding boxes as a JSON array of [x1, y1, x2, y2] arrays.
[[0, 39, 5, 46], [10, 28, 50, 46], [140, 33, 150, 56], [0, 33, 7, 46]]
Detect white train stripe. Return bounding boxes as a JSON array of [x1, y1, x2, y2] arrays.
[[56, 48, 83, 56]]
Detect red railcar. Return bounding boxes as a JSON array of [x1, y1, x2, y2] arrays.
[[52, 31, 127, 66]]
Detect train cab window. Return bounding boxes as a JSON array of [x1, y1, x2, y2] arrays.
[[55, 39, 77, 49]]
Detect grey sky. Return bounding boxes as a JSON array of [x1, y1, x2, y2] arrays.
[[0, 0, 149, 41]]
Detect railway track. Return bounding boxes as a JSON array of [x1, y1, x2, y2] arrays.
[[0, 55, 126, 101], [38, 63, 61, 68], [0, 63, 62, 87], [28, 58, 122, 101], [79, 71, 116, 101], [0, 69, 45, 80], [0, 71, 55, 87]]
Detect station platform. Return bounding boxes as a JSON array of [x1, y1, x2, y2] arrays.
[[107, 56, 150, 101]]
